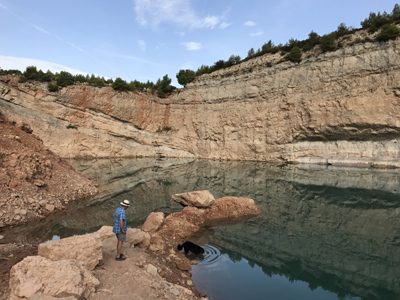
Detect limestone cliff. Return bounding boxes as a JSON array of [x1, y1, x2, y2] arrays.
[[1, 33, 400, 167]]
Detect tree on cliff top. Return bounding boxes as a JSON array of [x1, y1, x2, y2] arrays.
[[112, 77, 130, 91], [176, 69, 196, 87], [377, 23, 400, 41], [155, 74, 175, 98]]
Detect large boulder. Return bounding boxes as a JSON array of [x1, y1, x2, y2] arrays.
[[142, 212, 165, 232], [95, 225, 115, 241], [172, 190, 215, 208], [126, 228, 145, 246], [9, 256, 99, 300], [38, 233, 102, 270]]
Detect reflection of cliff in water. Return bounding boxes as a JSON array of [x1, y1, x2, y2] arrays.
[[195, 163, 400, 300], [15, 158, 400, 299]]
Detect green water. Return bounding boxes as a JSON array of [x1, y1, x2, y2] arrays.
[[13, 158, 400, 300]]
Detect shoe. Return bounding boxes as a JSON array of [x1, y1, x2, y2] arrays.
[[120, 253, 125, 258], [115, 257, 126, 261]]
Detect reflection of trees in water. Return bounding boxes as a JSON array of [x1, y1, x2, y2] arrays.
[[217, 243, 396, 300]]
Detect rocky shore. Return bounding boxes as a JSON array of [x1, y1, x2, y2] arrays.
[[0, 115, 99, 299], [0, 116, 260, 299], [0, 115, 98, 228], [6, 191, 261, 300]]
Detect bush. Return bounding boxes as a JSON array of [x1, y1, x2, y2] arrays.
[[302, 31, 320, 51], [56, 71, 75, 87], [336, 23, 351, 37], [66, 124, 78, 130], [112, 77, 130, 91], [377, 24, 400, 41], [47, 83, 59, 92], [286, 46, 302, 63], [361, 12, 392, 33], [88, 75, 106, 88], [320, 33, 337, 52]]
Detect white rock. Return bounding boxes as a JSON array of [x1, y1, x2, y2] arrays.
[[146, 264, 158, 276], [38, 233, 102, 270], [9, 256, 99, 300], [172, 190, 215, 208]]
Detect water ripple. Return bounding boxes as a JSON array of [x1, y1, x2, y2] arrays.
[[197, 244, 221, 265]]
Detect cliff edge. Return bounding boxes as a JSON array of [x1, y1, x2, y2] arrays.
[[1, 31, 400, 167]]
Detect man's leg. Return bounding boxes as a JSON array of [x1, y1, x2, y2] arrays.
[[116, 241, 123, 258]]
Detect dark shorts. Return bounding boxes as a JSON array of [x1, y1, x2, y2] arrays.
[[116, 232, 126, 241]]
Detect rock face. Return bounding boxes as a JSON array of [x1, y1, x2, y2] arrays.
[[9, 256, 99, 300], [1, 32, 400, 166]]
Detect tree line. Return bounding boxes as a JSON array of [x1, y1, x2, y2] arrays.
[[1, 4, 400, 94], [176, 3, 400, 87], [0, 66, 175, 98]]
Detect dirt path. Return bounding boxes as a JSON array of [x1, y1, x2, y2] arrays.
[[91, 236, 202, 300]]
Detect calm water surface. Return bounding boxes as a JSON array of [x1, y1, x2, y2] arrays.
[[10, 158, 400, 300]]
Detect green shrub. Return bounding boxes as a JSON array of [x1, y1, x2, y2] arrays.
[[320, 33, 337, 52], [66, 124, 78, 130], [47, 83, 59, 92], [302, 31, 320, 51], [361, 11, 392, 33], [112, 77, 130, 91], [286, 46, 302, 63], [56, 71, 75, 87], [377, 24, 400, 41]]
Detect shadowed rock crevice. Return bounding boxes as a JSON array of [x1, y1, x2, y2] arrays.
[[294, 124, 400, 142]]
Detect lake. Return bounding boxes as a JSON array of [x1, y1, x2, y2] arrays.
[[15, 158, 400, 300]]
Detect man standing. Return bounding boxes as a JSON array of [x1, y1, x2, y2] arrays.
[[113, 199, 130, 261]]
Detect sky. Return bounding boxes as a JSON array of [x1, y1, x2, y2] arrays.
[[0, 0, 399, 87]]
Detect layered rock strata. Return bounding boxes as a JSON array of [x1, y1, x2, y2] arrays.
[[1, 34, 400, 166]]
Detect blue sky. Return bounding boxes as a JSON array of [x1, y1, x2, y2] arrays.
[[0, 0, 399, 87]]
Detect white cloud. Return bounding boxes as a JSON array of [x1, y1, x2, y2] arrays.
[[68, 42, 86, 53], [33, 24, 50, 35], [0, 55, 89, 76], [134, 0, 223, 29], [250, 30, 263, 37], [220, 22, 232, 29], [244, 21, 256, 27], [138, 40, 146, 51], [180, 42, 201, 51]]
